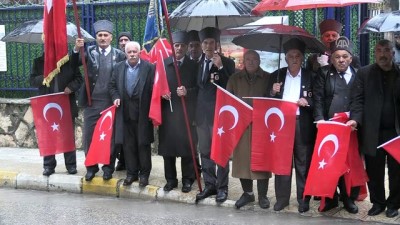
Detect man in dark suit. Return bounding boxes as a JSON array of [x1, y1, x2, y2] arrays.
[[30, 54, 83, 176], [195, 27, 235, 203], [267, 38, 316, 213], [348, 39, 400, 218], [313, 37, 360, 214], [109, 41, 155, 188], [187, 30, 202, 63], [158, 31, 198, 193], [73, 20, 126, 181]]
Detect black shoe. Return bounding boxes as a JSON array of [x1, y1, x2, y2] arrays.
[[43, 168, 55, 176], [386, 208, 398, 218], [123, 176, 138, 186], [103, 172, 112, 181], [343, 199, 358, 214], [115, 163, 126, 171], [67, 167, 77, 175], [368, 204, 385, 216], [85, 168, 99, 181], [273, 201, 289, 211], [139, 177, 149, 188], [298, 202, 310, 213], [258, 196, 270, 209], [181, 183, 192, 193], [196, 187, 217, 202], [216, 190, 228, 203], [235, 193, 255, 209], [163, 182, 178, 192], [319, 199, 339, 212]]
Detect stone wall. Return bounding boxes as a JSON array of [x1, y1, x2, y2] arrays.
[[0, 98, 84, 149]]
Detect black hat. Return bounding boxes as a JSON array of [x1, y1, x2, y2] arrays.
[[199, 27, 221, 42], [283, 38, 306, 54], [330, 36, 353, 55], [188, 30, 200, 42], [171, 31, 189, 44], [319, 19, 342, 35], [118, 32, 132, 41], [93, 20, 113, 34]]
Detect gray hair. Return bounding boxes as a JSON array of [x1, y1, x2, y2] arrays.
[[125, 41, 141, 53]]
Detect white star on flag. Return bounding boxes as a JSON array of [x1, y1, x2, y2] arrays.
[[51, 122, 59, 131], [99, 132, 106, 141], [270, 132, 276, 142], [318, 158, 327, 169], [217, 127, 225, 137]]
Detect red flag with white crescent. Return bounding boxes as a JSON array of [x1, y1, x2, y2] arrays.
[[84, 105, 116, 167], [43, 0, 69, 86], [30, 92, 75, 156], [141, 38, 172, 64], [250, 98, 297, 175], [210, 85, 253, 167], [304, 121, 351, 198], [378, 135, 400, 164]]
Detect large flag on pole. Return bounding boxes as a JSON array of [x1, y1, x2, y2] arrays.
[[85, 105, 116, 166], [43, 0, 69, 86], [210, 85, 253, 167], [250, 98, 297, 175], [378, 136, 400, 163], [30, 93, 75, 156], [143, 0, 163, 52]]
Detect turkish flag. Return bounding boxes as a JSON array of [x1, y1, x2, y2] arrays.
[[304, 121, 351, 198], [30, 92, 75, 156], [378, 136, 400, 163], [85, 105, 117, 166], [149, 49, 170, 126], [250, 98, 297, 175], [43, 0, 69, 86], [210, 85, 253, 167], [141, 38, 172, 64]]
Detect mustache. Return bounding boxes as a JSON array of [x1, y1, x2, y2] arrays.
[[379, 57, 388, 61]]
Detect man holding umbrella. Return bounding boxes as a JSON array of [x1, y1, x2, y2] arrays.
[[195, 27, 235, 203]]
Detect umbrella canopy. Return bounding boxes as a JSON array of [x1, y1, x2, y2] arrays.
[[169, 0, 261, 31], [1, 19, 95, 44], [357, 10, 400, 34], [252, 0, 381, 14], [232, 24, 326, 53]]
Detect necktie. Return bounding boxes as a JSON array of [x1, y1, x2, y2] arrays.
[[177, 61, 182, 68], [339, 71, 349, 84], [202, 59, 211, 82], [101, 49, 106, 56]]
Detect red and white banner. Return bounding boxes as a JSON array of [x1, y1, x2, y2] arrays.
[[141, 38, 172, 64], [378, 135, 400, 163], [304, 121, 351, 198], [85, 105, 117, 167], [30, 92, 75, 156], [250, 98, 297, 175], [43, 0, 69, 86], [210, 85, 253, 167]]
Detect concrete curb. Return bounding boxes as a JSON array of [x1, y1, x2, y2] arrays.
[[0, 171, 18, 188]]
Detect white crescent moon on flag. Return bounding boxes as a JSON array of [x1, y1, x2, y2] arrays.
[[219, 105, 239, 130], [43, 103, 63, 122], [99, 111, 113, 131], [45, 0, 52, 13], [317, 134, 339, 158], [264, 107, 284, 131]]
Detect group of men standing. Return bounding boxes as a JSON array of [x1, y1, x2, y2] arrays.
[[30, 18, 400, 218]]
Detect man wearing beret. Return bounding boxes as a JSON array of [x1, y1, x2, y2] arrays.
[[158, 31, 198, 193], [313, 36, 360, 214], [267, 38, 316, 213], [73, 20, 126, 181], [195, 27, 235, 203]]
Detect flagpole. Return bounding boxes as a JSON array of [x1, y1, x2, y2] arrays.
[[72, 0, 92, 106], [160, 0, 202, 192]]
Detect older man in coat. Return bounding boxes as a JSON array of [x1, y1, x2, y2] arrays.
[[109, 41, 155, 188]]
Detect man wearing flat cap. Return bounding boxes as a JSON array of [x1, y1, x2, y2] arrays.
[[118, 31, 132, 52], [195, 27, 235, 203], [267, 38, 316, 213], [187, 30, 202, 63], [313, 36, 361, 214], [158, 31, 198, 193], [73, 19, 126, 182]]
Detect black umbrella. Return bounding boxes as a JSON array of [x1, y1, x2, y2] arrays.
[[358, 10, 400, 34], [169, 0, 261, 31]]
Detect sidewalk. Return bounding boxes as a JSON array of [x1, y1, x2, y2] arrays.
[[0, 147, 398, 224]]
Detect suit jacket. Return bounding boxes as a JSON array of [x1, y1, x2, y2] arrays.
[[195, 54, 235, 126], [71, 45, 126, 107], [267, 67, 316, 144], [109, 60, 155, 146], [30, 55, 83, 117], [313, 64, 357, 121], [350, 63, 400, 156]]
